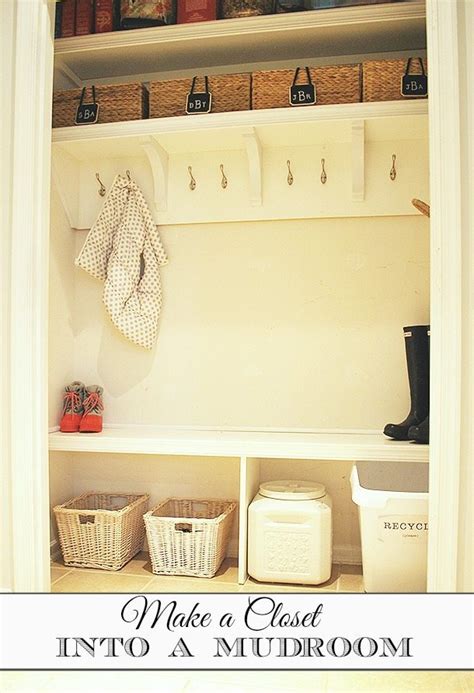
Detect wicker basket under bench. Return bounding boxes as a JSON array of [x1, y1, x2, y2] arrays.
[[54, 492, 149, 570], [145, 498, 237, 578]]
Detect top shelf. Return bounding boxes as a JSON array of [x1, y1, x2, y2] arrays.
[[54, 1, 426, 86]]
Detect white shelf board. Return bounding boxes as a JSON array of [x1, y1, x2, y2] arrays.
[[53, 2, 426, 85], [48, 426, 429, 462], [52, 101, 429, 158]]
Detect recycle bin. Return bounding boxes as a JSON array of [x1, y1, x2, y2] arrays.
[[350, 461, 429, 592]]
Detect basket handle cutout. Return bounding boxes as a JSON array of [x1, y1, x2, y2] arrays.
[[79, 514, 95, 525], [175, 522, 201, 533]]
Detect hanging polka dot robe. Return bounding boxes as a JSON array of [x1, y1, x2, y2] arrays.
[[75, 174, 168, 350]]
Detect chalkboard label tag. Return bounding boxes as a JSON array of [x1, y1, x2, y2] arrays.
[[186, 91, 212, 114], [401, 58, 428, 98], [401, 74, 428, 97], [289, 83, 316, 106], [75, 103, 99, 125]]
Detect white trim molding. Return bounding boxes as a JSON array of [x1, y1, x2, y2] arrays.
[[6, 0, 55, 592], [426, 0, 464, 592]]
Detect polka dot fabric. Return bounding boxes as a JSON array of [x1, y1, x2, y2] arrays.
[[75, 174, 168, 350]]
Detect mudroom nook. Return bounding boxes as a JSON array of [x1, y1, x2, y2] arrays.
[[1, 0, 472, 597]]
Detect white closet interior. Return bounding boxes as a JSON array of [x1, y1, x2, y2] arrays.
[[48, 1, 430, 588]]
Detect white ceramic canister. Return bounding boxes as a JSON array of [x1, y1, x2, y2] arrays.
[[248, 480, 332, 585]]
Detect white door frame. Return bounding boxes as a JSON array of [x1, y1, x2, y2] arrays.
[[1, 0, 55, 592], [1, 0, 469, 592]]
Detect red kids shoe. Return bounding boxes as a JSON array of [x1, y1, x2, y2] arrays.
[[79, 385, 104, 433], [60, 381, 85, 433]]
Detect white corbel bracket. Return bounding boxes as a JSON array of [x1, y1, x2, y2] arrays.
[[140, 136, 169, 212], [352, 119, 365, 202], [242, 127, 262, 207]]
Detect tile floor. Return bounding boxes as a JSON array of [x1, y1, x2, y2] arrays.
[[50, 554, 364, 593]]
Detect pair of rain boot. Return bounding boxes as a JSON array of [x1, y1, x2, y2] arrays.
[[60, 381, 104, 433], [384, 325, 430, 444]]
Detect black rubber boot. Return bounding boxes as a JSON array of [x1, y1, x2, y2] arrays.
[[384, 325, 430, 441], [408, 415, 429, 444]]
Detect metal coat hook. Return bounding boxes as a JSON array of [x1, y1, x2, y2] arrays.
[[188, 166, 196, 191], [126, 169, 132, 182], [95, 172, 106, 197], [390, 154, 397, 181], [320, 158, 327, 185], [287, 160, 294, 186], [220, 164, 228, 189]]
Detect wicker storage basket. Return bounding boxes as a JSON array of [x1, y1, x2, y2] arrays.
[[145, 498, 237, 577], [52, 83, 148, 128], [149, 73, 251, 118], [54, 492, 149, 570], [363, 58, 428, 102], [252, 65, 362, 110]]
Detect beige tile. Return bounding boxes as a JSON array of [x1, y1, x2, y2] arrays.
[[144, 576, 240, 593], [52, 570, 152, 593], [336, 564, 364, 592], [118, 551, 154, 577], [50, 567, 71, 584]]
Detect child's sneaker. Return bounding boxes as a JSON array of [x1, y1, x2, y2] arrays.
[[60, 381, 85, 433], [79, 385, 104, 433]]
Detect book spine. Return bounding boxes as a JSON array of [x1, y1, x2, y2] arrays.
[[177, 0, 217, 24], [95, 0, 114, 33], [61, 0, 76, 38], [75, 0, 94, 35]]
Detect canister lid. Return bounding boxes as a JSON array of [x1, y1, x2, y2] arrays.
[[258, 480, 326, 500]]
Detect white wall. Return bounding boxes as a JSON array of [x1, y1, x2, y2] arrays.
[[69, 215, 429, 431], [49, 187, 77, 427], [48, 186, 77, 545]]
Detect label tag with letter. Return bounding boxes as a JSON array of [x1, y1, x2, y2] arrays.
[[75, 86, 99, 125], [401, 58, 428, 98], [186, 76, 212, 114], [289, 67, 316, 107]]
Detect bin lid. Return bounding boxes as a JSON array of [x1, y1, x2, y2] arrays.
[[355, 461, 429, 493], [259, 480, 326, 500]]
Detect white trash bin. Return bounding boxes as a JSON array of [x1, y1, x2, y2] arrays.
[[351, 461, 429, 592], [248, 480, 332, 585]]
